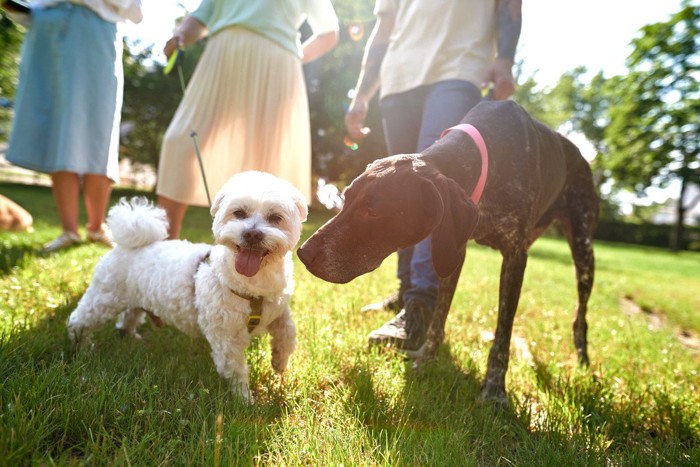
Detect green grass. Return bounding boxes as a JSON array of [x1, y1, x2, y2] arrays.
[[1, 181, 699, 465]]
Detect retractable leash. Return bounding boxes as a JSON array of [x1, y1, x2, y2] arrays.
[[164, 47, 213, 208]]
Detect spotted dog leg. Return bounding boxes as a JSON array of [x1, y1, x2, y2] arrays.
[[481, 248, 528, 405], [559, 215, 596, 366], [408, 246, 466, 365]]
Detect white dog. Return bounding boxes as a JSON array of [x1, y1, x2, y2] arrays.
[[67, 171, 308, 403]]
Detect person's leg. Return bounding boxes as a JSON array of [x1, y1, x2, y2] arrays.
[[366, 87, 429, 344], [51, 171, 81, 235], [83, 174, 112, 232], [82, 174, 115, 246], [405, 80, 483, 309], [158, 195, 188, 240], [375, 87, 427, 308], [42, 171, 82, 252], [372, 80, 482, 350]]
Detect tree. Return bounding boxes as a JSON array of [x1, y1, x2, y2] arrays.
[[0, 14, 24, 142], [513, 62, 573, 130], [605, 2, 699, 250]]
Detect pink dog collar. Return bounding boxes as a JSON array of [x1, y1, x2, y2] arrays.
[[440, 124, 489, 204]]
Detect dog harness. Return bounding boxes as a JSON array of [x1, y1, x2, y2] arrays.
[[439, 123, 489, 204], [199, 251, 263, 333]]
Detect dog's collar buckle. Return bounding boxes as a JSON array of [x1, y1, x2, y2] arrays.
[[440, 123, 489, 204], [246, 296, 263, 333], [229, 288, 264, 333]]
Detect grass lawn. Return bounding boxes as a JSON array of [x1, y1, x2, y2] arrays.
[[1, 181, 699, 465]]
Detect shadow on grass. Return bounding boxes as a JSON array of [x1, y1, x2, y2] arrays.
[[340, 344, 532, 464], [0, 237, 37, 276], [1, 297, 283, 465], [338, 339, 699, 465], [531, 354, 700, 460]]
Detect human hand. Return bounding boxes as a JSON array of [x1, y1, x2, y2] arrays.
[[345, 97, 371, 140], [483, 58, 516, 100], [164, 34, 184, 59]]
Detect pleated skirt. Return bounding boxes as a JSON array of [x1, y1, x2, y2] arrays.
[[156, 26, 312, 206], [6, 3, 122, 182]]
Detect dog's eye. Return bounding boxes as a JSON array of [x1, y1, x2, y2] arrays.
[[233, 209, 247, 219], [267, 213, 283, 224]]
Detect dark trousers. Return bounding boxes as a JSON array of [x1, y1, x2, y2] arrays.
[[379, 79, 482, 307]]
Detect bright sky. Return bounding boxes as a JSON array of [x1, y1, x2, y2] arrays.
[[518, 0, 685, 87]]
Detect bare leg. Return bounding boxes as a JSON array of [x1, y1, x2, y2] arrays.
[[83, 174, 112, 232], [158, 195, 188, 239], [50, 171, 81, 235]]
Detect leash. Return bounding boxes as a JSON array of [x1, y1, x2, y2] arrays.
[[164, 47, 213, 207], [439, 124, 489, 203]]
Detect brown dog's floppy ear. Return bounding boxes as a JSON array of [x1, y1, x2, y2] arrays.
[[428, 176, 479, 278]]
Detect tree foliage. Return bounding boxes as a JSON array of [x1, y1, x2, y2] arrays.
[[121, 41, 204, 178], [606, 3, 699, 193], [0, 13, 24, 141], [604, 1, 699, 249], [305, 0, 386, 186]]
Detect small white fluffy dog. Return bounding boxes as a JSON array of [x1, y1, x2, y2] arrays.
[[67, 171, 308, 403]]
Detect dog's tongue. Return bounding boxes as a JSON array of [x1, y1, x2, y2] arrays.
[[235, 248, 265, 277]]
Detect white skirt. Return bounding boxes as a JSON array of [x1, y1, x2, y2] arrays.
[[156, 26, 312, 206]]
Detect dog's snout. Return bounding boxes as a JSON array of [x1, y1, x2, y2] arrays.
[[297, 242, 315, 266], [243, 229, 264, 246]]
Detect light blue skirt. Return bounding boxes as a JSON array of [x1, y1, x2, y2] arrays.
[[6, 3, 123, 182]]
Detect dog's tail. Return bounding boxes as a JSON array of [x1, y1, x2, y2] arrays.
[[107, 197, 169, 249]]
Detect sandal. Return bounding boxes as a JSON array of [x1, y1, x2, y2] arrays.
[[41, 231, 81, 253], [86, 224, 115, 248]]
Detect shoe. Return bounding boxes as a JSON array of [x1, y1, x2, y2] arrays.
[[367, 299, 432, 351], [41, 231, 81, 253], [360, 286, 407, 313], [86, 224, 115, 248]]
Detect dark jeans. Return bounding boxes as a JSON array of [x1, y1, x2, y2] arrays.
[[379, 79, 481, 308]]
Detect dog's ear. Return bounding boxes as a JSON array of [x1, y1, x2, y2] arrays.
[[294, 194, 309, 223], [425, 175, 479, 278], [210, 189, 225, 217]]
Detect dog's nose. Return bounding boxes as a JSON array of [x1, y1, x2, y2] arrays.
[[243, 229, 264, 246], [297, 242, 315, 266]]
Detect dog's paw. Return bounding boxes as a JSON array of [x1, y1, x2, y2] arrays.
[[407, 339, 440, 365], [71, 335, 95, 351], [117, 328, 142, 340], [67, 326, 93, 350], [271, 350, 290, 374], [480, 383, 508, 408], [232, 383, 255, 404]]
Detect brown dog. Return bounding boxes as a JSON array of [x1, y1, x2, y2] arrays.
[[0, 194, 33, 232], [298, 100, 599, 403]]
